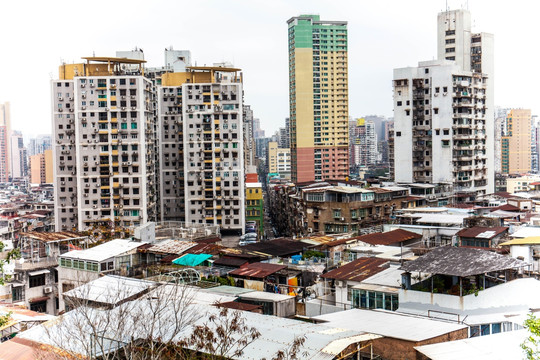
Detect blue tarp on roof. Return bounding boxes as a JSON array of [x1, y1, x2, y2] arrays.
[[172, 253, 212, 267]]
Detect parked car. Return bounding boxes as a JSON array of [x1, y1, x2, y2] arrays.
[[241, 233, 258, 240], [239, 239, 257, 246]]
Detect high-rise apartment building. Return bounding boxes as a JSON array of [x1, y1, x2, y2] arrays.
[[157, 66, 245, 232], [350, 118, 378, 167], [287, 15, 349, 183], [0, 102, 11, 182], [30, 149, 53, 185], [502, 109, 532, 174], [277, 117, 290, 149], [532, 115, 539, 174], [393, 9, 494, 196], [267, 141, 291, 178], [28, 134, 52, 157], [10, 131, 27, 179], [52, 57, 157, 231]]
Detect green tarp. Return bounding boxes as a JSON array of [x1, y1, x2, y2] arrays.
[[172, 253, 212, 267]]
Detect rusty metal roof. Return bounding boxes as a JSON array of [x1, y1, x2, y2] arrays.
[[187, 243, 222, 255], [213, 256, 249, 267], [19, 231, 85, 242], [217, 301, 262, 312], [240, 238, 310, 257], [456, 226, 508, 239], [354, 229, 422, 246], [229, 262, 287, 279], [144, 239, 197, 255], [400, 246, 527, 277], [321, 258, 389, 282]]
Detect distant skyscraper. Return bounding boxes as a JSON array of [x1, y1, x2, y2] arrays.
[[252, 117, 265, 139], [287, 15, 349, 183], [532, 115, 539, 174], [10, 131, 27, 179], [277, 117, 290, 149], [502, 109, 532, 174], [350, 118, 378, 167], [0, 102, 11, 182], [393, 9, 494, 196]]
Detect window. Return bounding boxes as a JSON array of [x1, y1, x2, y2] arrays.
[[396, 101, 402, 106], [395, 131, 401, 137], [443, 129, 449, 135], [29, 274, 46, 288], [333, 209, 341, 219]]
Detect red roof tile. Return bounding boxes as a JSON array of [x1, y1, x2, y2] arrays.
[[321, 257, 389, 282]]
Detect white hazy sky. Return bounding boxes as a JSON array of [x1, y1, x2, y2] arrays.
[[2, 0, 540, 139]]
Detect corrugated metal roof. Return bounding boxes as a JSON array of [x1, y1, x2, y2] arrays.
[[456, 226, 508, 239], [213, 256, 249, 267], [61, 239, 146, 262], [354, 229, 422, 246], [415, 213, 468, 225], [63, 275, 157, 305], [144, 239, 198, 255], [500, 236, 540, 246], [18, 301, 376, 360], [19, 231, 85, 242], [321, 257, 389, 282], [240, 238, 309, 257], [229, 262, 287, 279], [400, 246, 527, 277], [414, 329, 527, 360], [314, 309, 467, 342]]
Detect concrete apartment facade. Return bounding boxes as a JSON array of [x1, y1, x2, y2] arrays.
[[30, 150, 53, 185], [287, 15, 349, 183], [502, 109, 532, 174], [267, 141, 291, 178], [52, 58, 158, 231], [157, 67, 245, 232], [393, 9, 494, 197]]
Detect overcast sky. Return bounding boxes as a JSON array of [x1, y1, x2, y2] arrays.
[[2, 0, 540, 139]]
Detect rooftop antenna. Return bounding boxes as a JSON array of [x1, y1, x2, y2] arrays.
[[92, 50, 95, 57]]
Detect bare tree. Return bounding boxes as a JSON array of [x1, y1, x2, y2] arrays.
[[31, 278, 305, 360], [177, 306, 261, 359], [36, 278, 200, 360]]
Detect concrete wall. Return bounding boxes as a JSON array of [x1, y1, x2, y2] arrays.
[[372, 328, 468, 360], [399, 278, 540, 316]]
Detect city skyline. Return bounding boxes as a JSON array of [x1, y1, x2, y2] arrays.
[[3, 0, 540, 138]]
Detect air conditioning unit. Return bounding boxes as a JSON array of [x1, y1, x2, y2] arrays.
[[335, 280, 344, 287], [69, 97, 74, 101], [92, 205, 97, 209], [43, 286, 53, 294], [58, 108, 63, 112], [81, 84, 86, 88], [90, 83, 95, 88], [58, 97, 64, 101]]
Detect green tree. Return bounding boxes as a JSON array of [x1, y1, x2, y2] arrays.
[[522, 314, 540, 360]]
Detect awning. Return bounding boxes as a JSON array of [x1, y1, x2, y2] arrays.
[[172, 253, 212, 267], [28, 269, 50, 277], [29, 296, 49, 303]]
